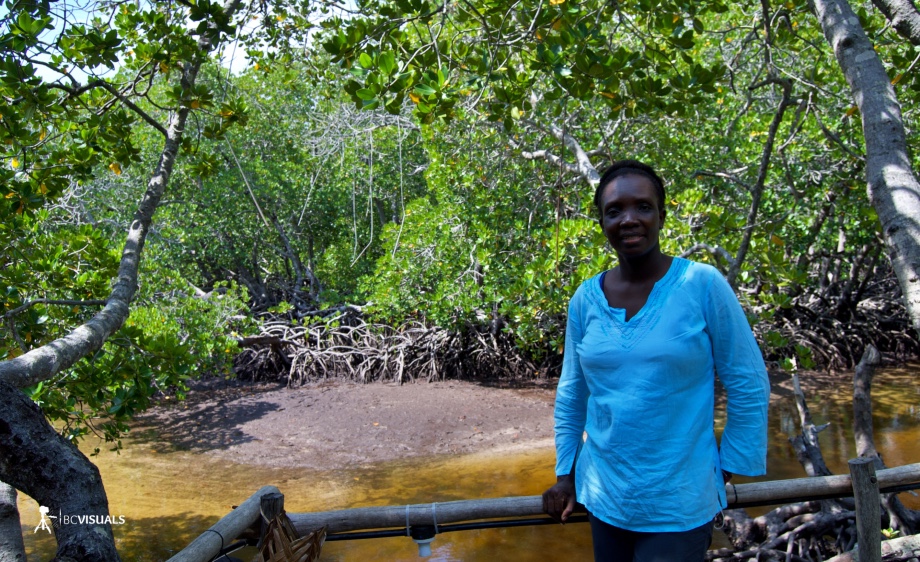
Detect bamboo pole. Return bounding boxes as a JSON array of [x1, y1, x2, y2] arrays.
[[166, 485, 280, 562], [724, 461, 920, 507], [849, 458, 882, 562], [291, 496, 543, 535], [289, 463, 920, 535]]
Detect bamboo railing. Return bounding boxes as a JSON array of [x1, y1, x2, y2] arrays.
[[288, 462, 920, 536], [166, 485, 279, 562], [166, 463, 920, 562]]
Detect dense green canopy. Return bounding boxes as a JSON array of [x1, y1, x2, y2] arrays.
[[2, 0, 920, 434]]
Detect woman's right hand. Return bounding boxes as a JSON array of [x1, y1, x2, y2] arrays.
[[542, 474, 576, 523]]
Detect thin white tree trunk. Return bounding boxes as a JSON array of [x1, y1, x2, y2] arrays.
[[519, 119, 601, 186], [812, 0, 920, 339], [0, 58, 201, 562], [0, 1, 244, 560]]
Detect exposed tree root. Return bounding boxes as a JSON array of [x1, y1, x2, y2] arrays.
[[235, 267, 918, 385], [234, 313, 559, 385], [712, 346, 920, 561], [756, 270, 919, 370], [824, 533, 920, 561], [236, 263, 917, 387]]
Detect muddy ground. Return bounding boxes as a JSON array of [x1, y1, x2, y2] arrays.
[[132, 369, 829, 470], [133, 378, 559, 469]]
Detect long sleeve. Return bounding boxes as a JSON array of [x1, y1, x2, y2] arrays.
[[704, 272, 770, 476], [554, 290, 590, 476], [558, 261, 766, 531]]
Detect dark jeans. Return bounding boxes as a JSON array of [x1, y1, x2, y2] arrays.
[[588, 513, 713, 562]]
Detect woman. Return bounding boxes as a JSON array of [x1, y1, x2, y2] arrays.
[[542, 159, 770, 561]]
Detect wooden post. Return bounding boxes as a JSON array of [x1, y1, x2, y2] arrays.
[[849, 457, 881, 562], [258, 492, 285, 549], [166, 485, 280, 562], [261, 492, 285, 521]]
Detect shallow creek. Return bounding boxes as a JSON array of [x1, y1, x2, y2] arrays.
[[19, 370, 920, 561]]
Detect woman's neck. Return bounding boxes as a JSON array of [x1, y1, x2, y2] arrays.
[[615, 248, 672, 283]]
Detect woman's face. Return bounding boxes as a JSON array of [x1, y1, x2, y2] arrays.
[[598, 174, 665, 259]]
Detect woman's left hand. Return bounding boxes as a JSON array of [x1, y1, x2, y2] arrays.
[[542, 474, 577, 523]]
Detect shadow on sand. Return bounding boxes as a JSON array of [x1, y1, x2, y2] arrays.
[[131, 397, 281, 453]]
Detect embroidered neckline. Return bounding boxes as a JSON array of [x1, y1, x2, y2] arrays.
[[588, 257, 690, 350]]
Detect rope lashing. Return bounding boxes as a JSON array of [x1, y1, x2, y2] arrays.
[[404, 503, 441, 535], [204, 528, 225, 562]]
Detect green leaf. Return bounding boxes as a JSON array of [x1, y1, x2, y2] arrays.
[[355, 88, 376, 100], [379, 51, 397, 75]]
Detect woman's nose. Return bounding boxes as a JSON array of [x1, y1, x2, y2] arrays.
[[619, 208, 639, 224]]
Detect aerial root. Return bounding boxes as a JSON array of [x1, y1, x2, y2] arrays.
[[234, 316, 556, 384]]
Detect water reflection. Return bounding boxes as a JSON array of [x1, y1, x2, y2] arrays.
[[19, 370, 920, 561]]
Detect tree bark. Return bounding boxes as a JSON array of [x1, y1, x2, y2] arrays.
[[790, 372, 834, 477], [812, 0, 920, 340], [0, 52, 195, 562], [0, 380, 118, 562], [871, 0, 920, 44], [270, 214, 320, 300], [0, 481, 24, 562], [794, 190, 836, 273], [0, 41, 213, 390], [853, 344, 882, 460], [824, 533, 920, 561], [852, 344, 919, 534], [519, 119, 601, 186]]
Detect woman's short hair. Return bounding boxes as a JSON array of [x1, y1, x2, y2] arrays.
[[594, 159, 666, 219]]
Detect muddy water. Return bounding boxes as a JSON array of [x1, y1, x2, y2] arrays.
[[19, 370, 920, 561]]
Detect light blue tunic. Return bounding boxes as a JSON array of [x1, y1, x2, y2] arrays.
[[554, 257, 769, 532]]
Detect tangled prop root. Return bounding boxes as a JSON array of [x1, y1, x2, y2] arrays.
[[233, 315, 558, 385]]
